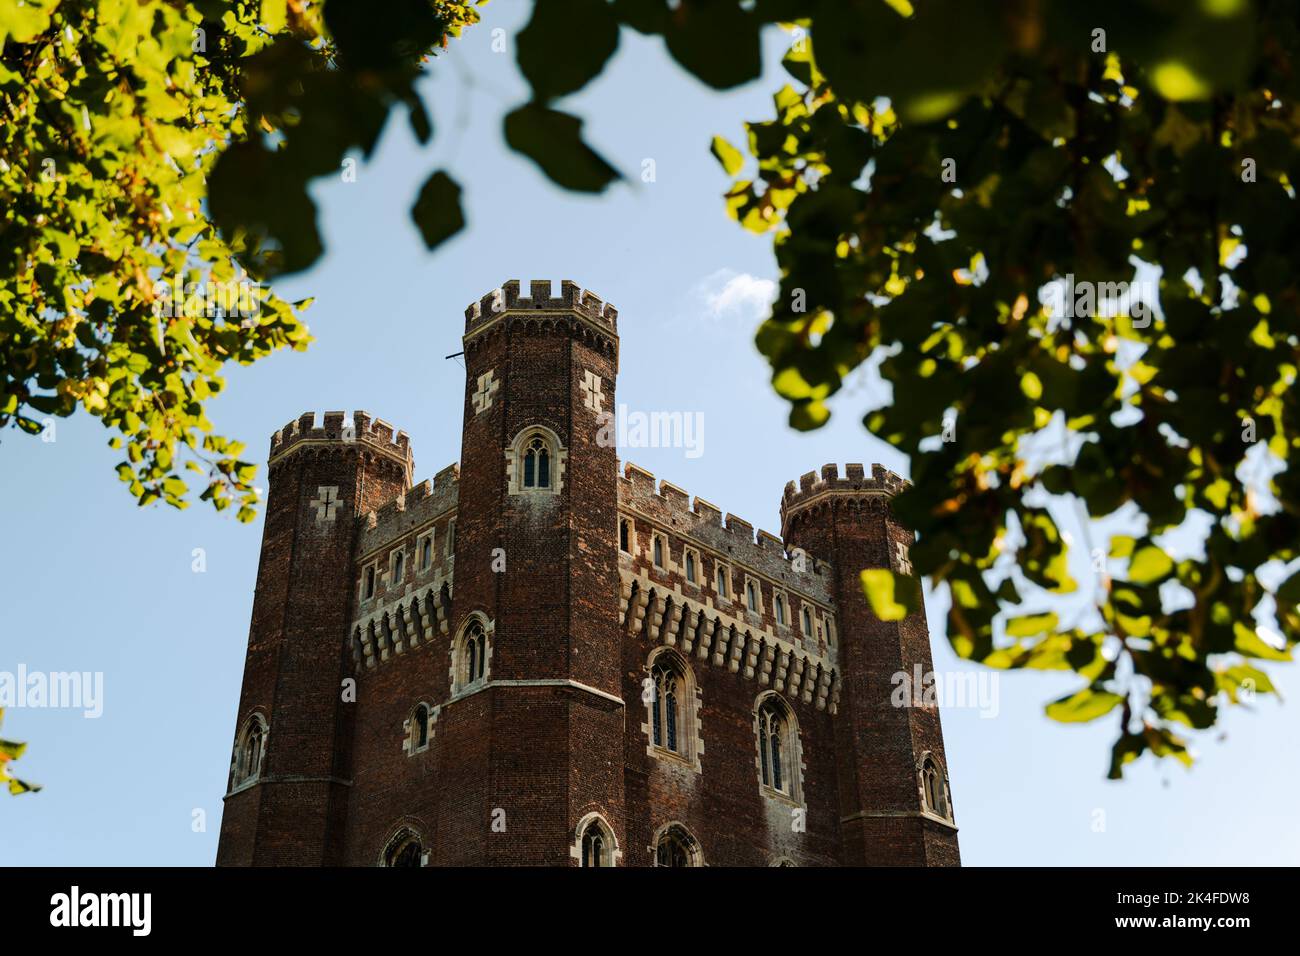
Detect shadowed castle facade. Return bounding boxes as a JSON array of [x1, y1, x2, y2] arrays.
[[216, 280, 960, 867]]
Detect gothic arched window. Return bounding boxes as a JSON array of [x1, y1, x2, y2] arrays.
[[573, 814, 619, 867], [654, 824, 701, 867], [465, 622, 487, 685], [408, 703, 430, 754], [231, 714, 268, 789], [523, 435, 551, 489], [685, 551, 697, 583], [775, 594, 786, 626], [620, 518, 630, 553], [801, 605, 813, 636], [653, 535, 664, 567], [582, 822, 606, 867], [758, 700, 787, 793], [508, 427, 564, 495], [921, 755, 952, 820], [746, 581, 758, 612], [645, 651, 700, 770], [454, 617, 491, 693], [650, 661, 680, 753], [755, 694, 803, 802], [381, 828, 423, 867]]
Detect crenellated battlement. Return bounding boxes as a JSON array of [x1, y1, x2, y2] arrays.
[[464, 279, 618, 334], [617, 460, 835, 604], [781, 463, 907, 514], [356, 462, 460, 558], [269, 410, 414, 468]]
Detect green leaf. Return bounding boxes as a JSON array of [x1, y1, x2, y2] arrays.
[[663, 0, 761, 90], [789, 399, 829, 431], [1128, 546, 1174, 584], [1045, 687, 1125, 723], [1005, 612, 1059, 638], [1232, 624, 1292, 662], [517, 0, 620, 101], [411, 170, 465, 251], [1107, 732, 1147, 780], [261, 0, 287, 33], [504, 104, 620, 193], [710, 135, 745, 176], [0, 0, 58, 47], [861, 568, 920, 622]]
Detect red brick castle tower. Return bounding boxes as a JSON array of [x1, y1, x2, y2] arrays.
[[217, 280, 960, 866]]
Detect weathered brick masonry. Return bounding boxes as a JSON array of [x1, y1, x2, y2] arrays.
[[216, 280, 960, 867]]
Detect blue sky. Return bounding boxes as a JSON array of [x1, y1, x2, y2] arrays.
[[2, 4, 1296, 866]]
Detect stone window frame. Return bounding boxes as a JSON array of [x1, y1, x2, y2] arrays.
[[505, 424, 567, 496], [378, 823, 428, 867], [919, 752, 954, 823], [651, 531, 667, 569], [619, 516, 633, 554], [642, 646, 703, 773], [799, 601, 814, 638], [743, 574, 763, 617], [389, 546, 406, 588], [229, 711, 268, 794], [450, 612, 494, 697], [416, 530, 435, 572], [360, 561, 377, 602], [570, 811, 622, 867], [402, 701, 435, 755], [752, 691, 805, 807], [650, 821, 705, 868], [682, 546, 700, 587], [445, 518, 456, 559], [772, 588, 790, 629], [714, 559, 731, 602]]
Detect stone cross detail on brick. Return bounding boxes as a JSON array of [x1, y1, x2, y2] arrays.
[[310, 486, 341, 523], [580, 369, 605, 412], [472, 370, 499, 414], [894, 540, 913, 576]]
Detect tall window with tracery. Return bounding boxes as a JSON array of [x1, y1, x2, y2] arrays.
[[758, 700, 788, 793], [922, 756, 951, 819], [522, 435, 551, 488], [650, 662, 680, 753], [232, 715, 266, 788], [462, 620, 487, 688], [654, 825, 698, 867], [581, 822, 606, 867], [382, 830, 423, 867]]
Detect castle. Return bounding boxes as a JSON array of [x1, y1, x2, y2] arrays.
[[216, 280, 960, 867]]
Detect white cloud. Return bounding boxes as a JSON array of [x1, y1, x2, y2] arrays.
[[696, 268, 777, 323]]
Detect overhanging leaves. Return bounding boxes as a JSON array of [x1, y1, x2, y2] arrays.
[[504, 103, 621, 192]]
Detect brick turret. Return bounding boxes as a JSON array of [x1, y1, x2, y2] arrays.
[[781, 464, 959, 865], [217, 411, 411, 865], [446, 279, 624, 864]]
